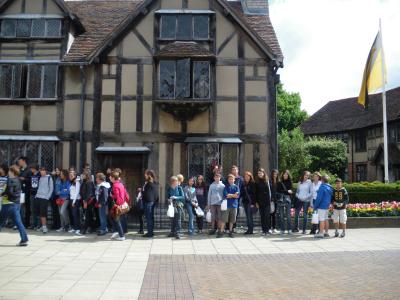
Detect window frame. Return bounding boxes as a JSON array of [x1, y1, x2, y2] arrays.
[[0, 18, 62, 39], [187, 143, 240, 182], [0, 64, 58, 101], [159, 13, 210, 41], [158, 59, 211, 100], [355, 130, 367, 152]]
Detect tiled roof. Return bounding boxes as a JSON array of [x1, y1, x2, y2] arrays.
[[62, 0, 283, 64], [222, 0, 283, 63], [64, 0, 145, 62], [301, 87, 400, 135], [156, 42, 214, 58]]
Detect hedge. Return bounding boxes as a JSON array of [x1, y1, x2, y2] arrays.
[[293, 181, 400, 203], [344, 182, 400, 203]]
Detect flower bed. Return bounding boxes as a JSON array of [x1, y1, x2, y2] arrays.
[[290, 201, 400, 217]]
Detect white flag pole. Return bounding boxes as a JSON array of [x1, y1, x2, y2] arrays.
[[379, 19, 389, 183]]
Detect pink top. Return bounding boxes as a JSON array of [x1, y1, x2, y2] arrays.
[[112, 180, 127, 205]]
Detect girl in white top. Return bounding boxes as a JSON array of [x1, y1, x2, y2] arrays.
[[294, 171, 313, 234], [310, 171, 322, 234], [69, 170, 82, 235]]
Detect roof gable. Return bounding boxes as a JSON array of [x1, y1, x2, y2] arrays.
[[301, 87, 400, 135], [63, 0, 283, 65]]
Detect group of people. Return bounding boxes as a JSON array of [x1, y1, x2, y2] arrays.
[[0, 157, 136, 246], [0, 157, 349, 246], [163, 166, 349, 239]]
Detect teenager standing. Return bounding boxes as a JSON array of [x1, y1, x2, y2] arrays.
[[241, 171, 256, 234], [294, 171, 313, 234], [34, 167, 54, 234], [254, 168, 271, 236], [0, 165, 29, 246], [142, 170, 158, 238], [277, 170, 293, 234], [270, 169, 279, 233]]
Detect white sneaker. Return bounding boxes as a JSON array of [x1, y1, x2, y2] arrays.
[[111, 232, 119, 239], [273, 229, 280, 234], [68, 229, 75, 233], [56, 228, 64, 232], [268, 230, 273, 234], [115, 236, 125, 241], [284, 230, 289, 234], [314, 233, 324, 239], [36, 226, 43, 232], [75, 230, 82, 236], [42, 227, 48, 234]]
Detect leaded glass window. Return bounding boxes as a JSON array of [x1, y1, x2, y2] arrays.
[[46, 19, 61, 37], [159, 61, 176, 99], [31, 19, 46, 37], [160, 15, 176, 39], [159, 14, 209, 41], [0, 65, 12, 98], [42, 65, 57, 98], [28, 65, 42, 98], [159, 60, 210, 100], [1, 19, 16, 37], [193, 61, 210, 99], [0, 141, 56, 171], [176, 59, 190, 98], [188, 143, 239, 184], [16, 19, 32, 37]]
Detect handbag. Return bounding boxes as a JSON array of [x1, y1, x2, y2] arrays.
[[115, 202, 130, 217], [221, 199, 228, 211], [311, 211, 319, 224], [206, 210, 212, 223], [167, 203, 175, 218]]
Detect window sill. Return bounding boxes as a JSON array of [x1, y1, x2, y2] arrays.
[[0, 98, 58, 104]]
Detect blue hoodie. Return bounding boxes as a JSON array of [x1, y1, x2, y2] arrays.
[[313, 183, 333, 210]]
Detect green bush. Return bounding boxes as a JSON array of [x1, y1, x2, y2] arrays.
[[344, 181, 400, 203], [293, 181, 400, 203]]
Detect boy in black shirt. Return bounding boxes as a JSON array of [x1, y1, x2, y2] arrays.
[[332, 178, 349, 238]]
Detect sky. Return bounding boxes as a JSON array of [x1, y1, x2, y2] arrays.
[[269, 0, 400, 114]]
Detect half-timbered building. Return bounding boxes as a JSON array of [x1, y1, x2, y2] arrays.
[[0, 0, 283, 199]]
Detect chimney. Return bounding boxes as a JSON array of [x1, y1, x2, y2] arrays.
[[241, 0, 269, 15]]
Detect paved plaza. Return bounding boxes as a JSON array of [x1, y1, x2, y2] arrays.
[[0, 228, 399, 299]]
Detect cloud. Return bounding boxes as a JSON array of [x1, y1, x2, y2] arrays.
[[269, 0, 400, 114]]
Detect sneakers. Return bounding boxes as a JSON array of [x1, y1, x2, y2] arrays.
[[36, 226, 43, 232], [216, 231, 223, 238], [74, 230, 82, 236], [323, 233, 330, 238], [314, 233, 324, 239], [56, 228, 65, 233], [283, 230, 289, 234], [229, 231, 234, 238], [115, 236, 125, 241], [334, 230, 339, 238], [68, 228, 75, 233], [175, 235, 181, 240], [261, 232, 267, 236], [208, 229, 216, 235], [340, 231, 346, 238], [17, 240, 28, 247], [97, 231, 107, 236], [143, 233, 154, 238], [42, 227, 48, 234], [273, 229, 280, 234], [302, 230, 307, 235], [292, 229, 299, 233], [111, 232, 119, 239]]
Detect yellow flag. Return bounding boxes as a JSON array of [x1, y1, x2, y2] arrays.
[[358, 31, 387, 108]]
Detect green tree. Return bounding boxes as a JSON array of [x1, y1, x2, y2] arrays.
[[277, 83, 308, 132], [278, 127, 311, 180], [305, 137, 348, 178]]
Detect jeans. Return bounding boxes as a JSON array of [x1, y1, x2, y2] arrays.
[[111, 216, 124, 237], [59, 200, 70, 229], [82, 204, 95, 232], [259, 204, 271, 233], [144, 202, 155, 235], [174, 205, 183, 237], [0, 204, 28, 242], [270, 210, 277, 230], [71, 203, 81, 231], [120, 215, 128, 234], [99, 204, 108, 233], [51, 196, 61, 229], [243, 203, 254, 233], [185, 202, 194, 234], [278, 198, 291, 232], [294, 201, 311, 232]]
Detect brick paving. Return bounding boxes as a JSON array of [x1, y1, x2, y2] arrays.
[[0, 228, 399, 299], [140, 251, 400, 300]]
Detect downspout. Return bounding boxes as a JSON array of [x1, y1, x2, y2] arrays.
[[351, 131, 355, 182], [79, 65, 87, 172]]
